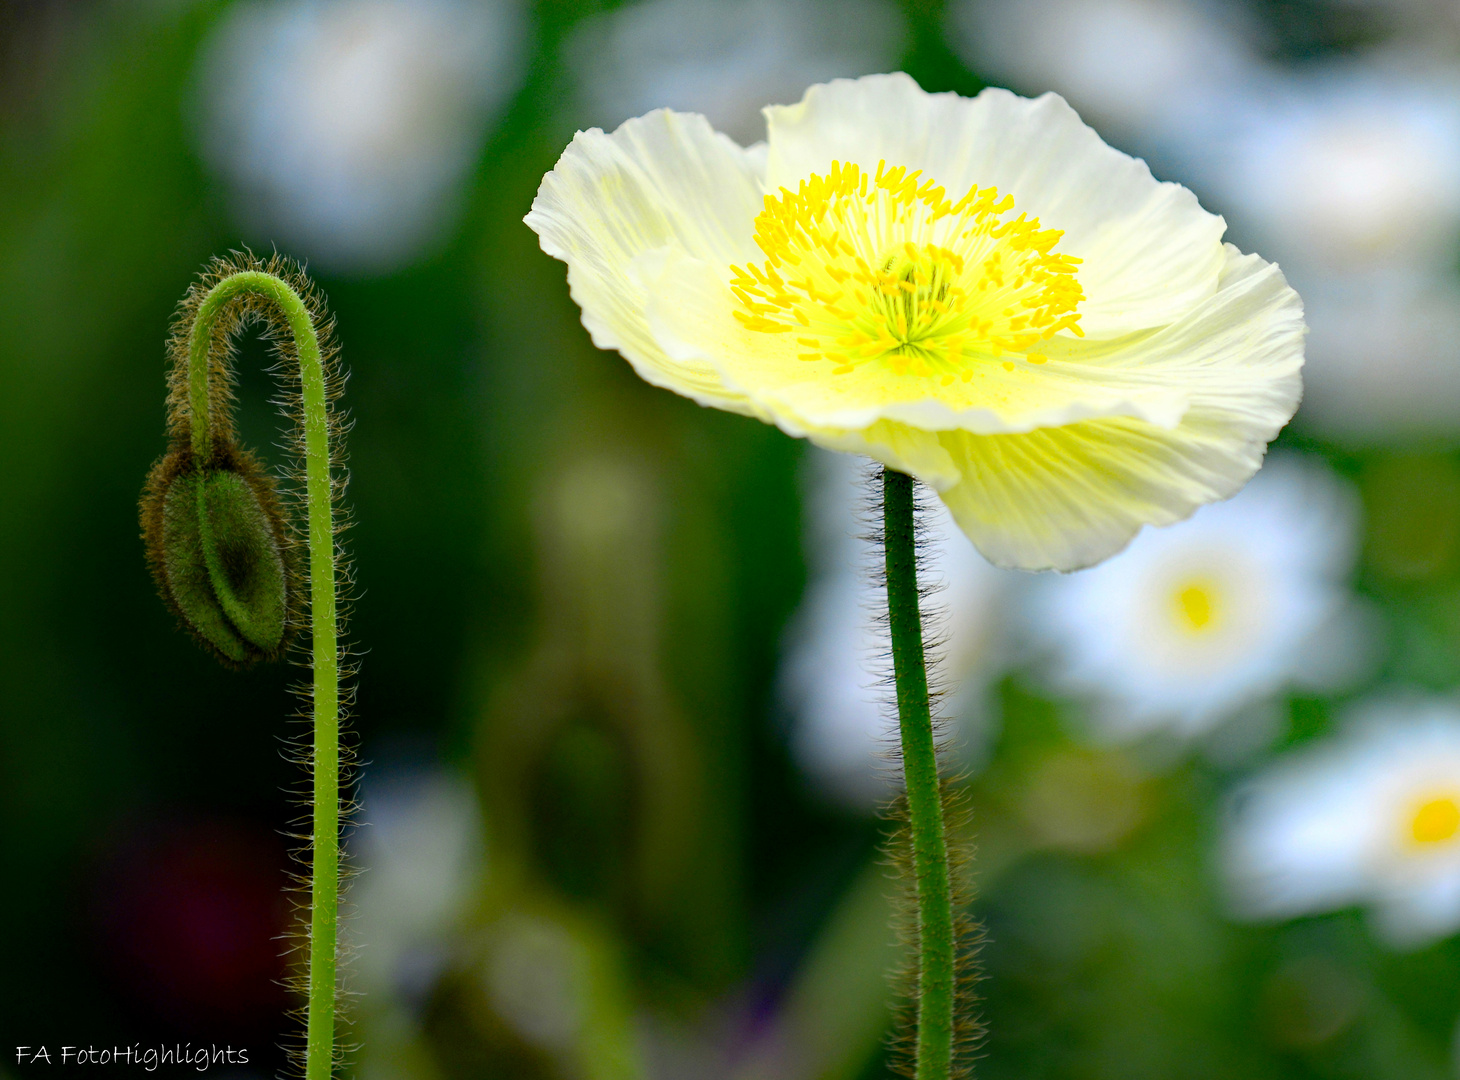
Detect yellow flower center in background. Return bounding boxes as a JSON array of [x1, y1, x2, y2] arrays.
[[1172, 578, 1222, 634], [729, 161, 1085, 383], [1410, 796, 1460, 846]]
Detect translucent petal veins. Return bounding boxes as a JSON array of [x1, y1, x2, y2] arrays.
[[728, 160, 1085, 383]]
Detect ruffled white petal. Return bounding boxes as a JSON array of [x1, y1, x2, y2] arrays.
[[930, 416, 1250, 571], [929, 248, 1303, 571], [811, 421, 961, 490], [763, 74, 1228, 338], [525, 109, 766, 410]]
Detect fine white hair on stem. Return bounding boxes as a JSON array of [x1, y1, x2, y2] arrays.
[[781, 449, 1009, 808]]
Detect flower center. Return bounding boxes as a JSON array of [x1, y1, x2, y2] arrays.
[[1172, 578, 1221, 634], [729, 160, 1084, 383], [1409, 796, 1460, 846]]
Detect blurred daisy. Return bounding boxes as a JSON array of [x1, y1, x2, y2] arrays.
[[1225, 699, 1460, 948], [563, 0, 905, 146], [527, 74, 1305, 571], [196, 0, 524, 273], [1183, 66, 1460, 276], [780, 449, 1010, 809], [948, 0, 1258, 137], [1025, 455, 1366, 741]]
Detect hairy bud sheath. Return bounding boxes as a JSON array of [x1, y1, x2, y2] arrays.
[[136, 253, 327, 669], [141, 438, 296, 666]]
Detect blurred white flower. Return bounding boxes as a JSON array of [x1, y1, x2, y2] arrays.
[[1299, 270, 1460, 438], [351, 764, 483, 1003], [1225, 699, 1460, 948], [1185, 66, 1460, 275], [197, 0, 524, 273], [1025, 455, 1368, 742], [947, 0, 1258, 136], [780, 450, 1010, 810], [563, 0, 906, 146]]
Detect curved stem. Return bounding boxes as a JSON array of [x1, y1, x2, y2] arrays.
[[189, 271, 340, 1080], [883, 468, 954, 1080]]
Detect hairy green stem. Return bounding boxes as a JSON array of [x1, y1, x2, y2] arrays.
[[189, 271, 340, 1080], [883, 467, 954, 1080]]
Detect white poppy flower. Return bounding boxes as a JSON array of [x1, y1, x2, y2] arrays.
[[1225, 699, 1460, 948], [527, 74, 1305, 572], [780, 449, 1010, 809], [197, 0, 524, 273], [1024, 454, 1367, 740], [563, 0, 906, 147]]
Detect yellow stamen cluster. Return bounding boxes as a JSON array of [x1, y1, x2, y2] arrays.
[[729, 160, 1084, 383]]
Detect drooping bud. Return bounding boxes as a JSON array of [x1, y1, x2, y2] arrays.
[[141, 442, 297, 666]]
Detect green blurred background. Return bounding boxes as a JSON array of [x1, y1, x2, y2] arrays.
[[5, 1, 1460, 1078]]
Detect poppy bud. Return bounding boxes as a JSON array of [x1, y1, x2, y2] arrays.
[[141, 443, 296, 666]]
